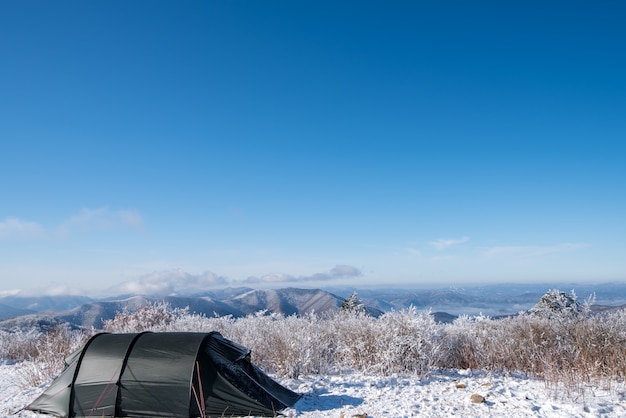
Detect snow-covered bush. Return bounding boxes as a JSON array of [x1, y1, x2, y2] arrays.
[[224, 311, 337, 378], [439, 304, 626, 390], [4, 325, 88, 387], [103, 301, 192, 332], [0, 328, 41, 361], [333, 307, 441, 376], [99, 300, 626, 383], [13, 296, 626, 390]]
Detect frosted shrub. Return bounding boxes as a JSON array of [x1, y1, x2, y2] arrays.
[[373, 308, 442, 375], [443, 313, 569, 375], [332, 311, 380, 373], [93, 299, 626, 385], [439, 305, 626, 390], [218, 312, 337, 379], [0, 328, 41, 361], [439, 315, 481, 370], [103, 301, 191, 332], [333, 308, 442, 376], [561, 309, 626, 379], [10, 325, 88, 387]]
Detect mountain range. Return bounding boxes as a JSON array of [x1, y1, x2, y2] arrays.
[[1, 282, 625, 330]]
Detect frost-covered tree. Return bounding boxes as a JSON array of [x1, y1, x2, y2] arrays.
[[529, 289, 584, 318], [341, 291, 366, 314]]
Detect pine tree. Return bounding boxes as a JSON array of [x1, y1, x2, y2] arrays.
[[341, 291, 366, 314]]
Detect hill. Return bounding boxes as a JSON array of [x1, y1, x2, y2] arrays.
[[0, 288, 366, 330]]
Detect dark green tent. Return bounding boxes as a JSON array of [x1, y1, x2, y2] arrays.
[[27, 332, 300, 417]]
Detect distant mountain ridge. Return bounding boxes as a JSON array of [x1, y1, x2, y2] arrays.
[[0, 288, 366, 330], [0, 303, 34, 321], [225, 288, 346, 316], [1, 282, 625, 330], [0, 295, 93, 314]]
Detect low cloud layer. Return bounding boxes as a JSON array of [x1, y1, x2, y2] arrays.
[[244, 264, 362, 285], [113, 269, 229, 296], [110, 265, 362, 296]]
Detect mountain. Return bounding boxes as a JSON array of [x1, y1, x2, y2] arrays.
[[0, 295, 93, 312], [0, 303, 34, 321], [589, 303, 626, 314], [223, 288, 346, 316], [2, 282, 625, 331], [0, 288, 367, 330], [0, 297, 149, 330]]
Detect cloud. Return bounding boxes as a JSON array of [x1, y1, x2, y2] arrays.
[[482, 242, 587, 258], [59, 207, 144, 234], [0, 217, 46, 240], [113, 269, 229, 296], [244, 265, 362, 285], [429, 236, 470, 251], [110, 265, 362, 296], [0, 289, 21, 297], [330, 265, 362, 277], [41, 284, 86, 296], [244, 273, 295, 284]]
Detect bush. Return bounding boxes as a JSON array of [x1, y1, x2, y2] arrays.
[[9, 297, 626, 391], [3, 325, 89, 387], [103, 301, 191, 332], [0, 328, 40, 361], [96, 299, 626, 383]]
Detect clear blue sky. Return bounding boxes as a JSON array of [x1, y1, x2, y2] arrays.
[[1, 1, 624, 296]]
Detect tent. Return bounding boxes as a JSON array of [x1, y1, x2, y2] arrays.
[[27, 331, 301, 417]]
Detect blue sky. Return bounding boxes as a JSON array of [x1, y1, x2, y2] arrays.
[[1, 1, 624, 296]]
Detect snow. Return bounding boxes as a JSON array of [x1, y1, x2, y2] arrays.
[[3, 362, 625, 417], [282, 372, 626, 417]]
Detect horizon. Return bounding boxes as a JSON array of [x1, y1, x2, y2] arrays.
[[1, 1, 625, 296], [1, 276, 624, 300]]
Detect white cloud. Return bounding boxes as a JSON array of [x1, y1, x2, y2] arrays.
[[244, 273, 295, 284], [245, 265, 362, 285], [330, 265, 362, 278], [59, 207, 144, 234], [0, 217, 46, 240], [0, 289, 21, 297], [483, 242, 587, 258], [113, 269, 229, 296], [41, 284, 86, 296], [110, 265, 362, 296], [429, 236, 470, 251]]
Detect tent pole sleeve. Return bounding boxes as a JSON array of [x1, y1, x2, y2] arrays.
[[113, 332, 151, 418]]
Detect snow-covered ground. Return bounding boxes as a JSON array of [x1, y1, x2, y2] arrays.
[[2, 361, 625, 417], [282, 371, 626, 417]]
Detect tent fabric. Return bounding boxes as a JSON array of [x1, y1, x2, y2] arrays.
[[27, 332, 300, 418]]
